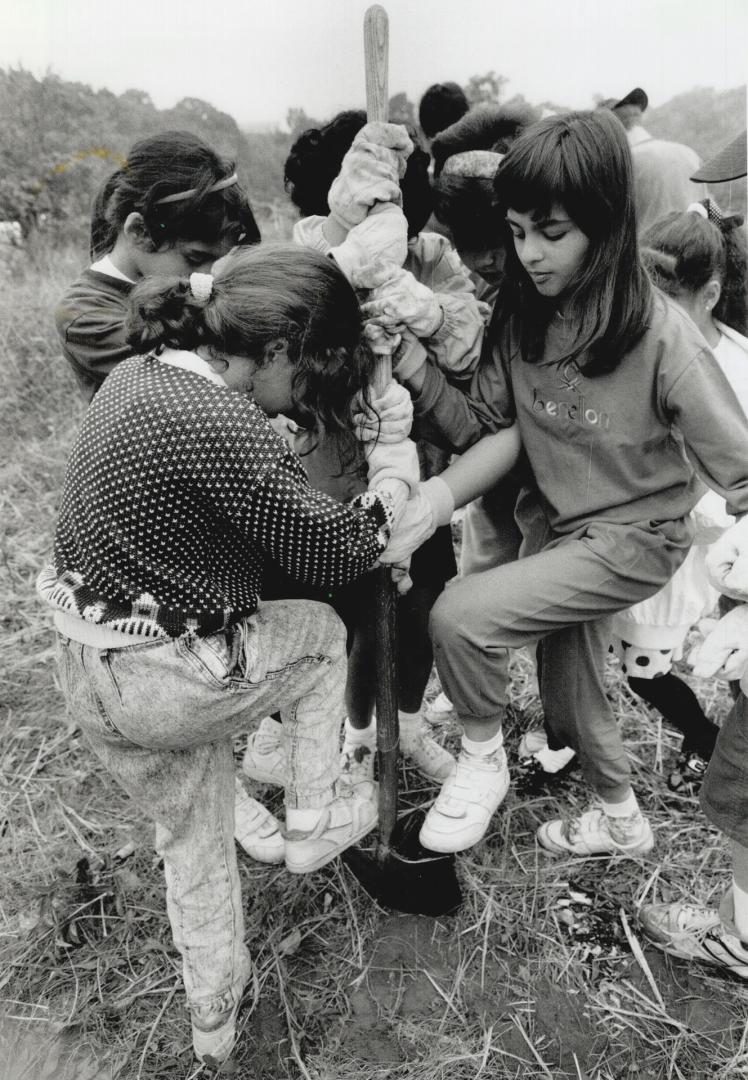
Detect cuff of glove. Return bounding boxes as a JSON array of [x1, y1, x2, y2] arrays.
[[422, 475, 455, 527], [367, 439, 420, 497], [329, 239, 361, 283], [393, 338, 428, 381]]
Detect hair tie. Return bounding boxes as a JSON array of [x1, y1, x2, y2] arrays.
[[686, 201, 709, 220], [189, 272, 214, 303], [155, 172, 239, 206]]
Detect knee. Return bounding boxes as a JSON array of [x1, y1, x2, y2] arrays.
[[429, 585, 471, 652]]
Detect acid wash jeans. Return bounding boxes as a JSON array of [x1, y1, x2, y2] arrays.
[[54, 599, 347, 1025]]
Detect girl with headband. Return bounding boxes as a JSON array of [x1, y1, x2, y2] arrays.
[[56, 130, 259, 403]]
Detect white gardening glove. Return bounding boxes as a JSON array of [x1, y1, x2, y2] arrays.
[[378, 475, 455, 565], [705, 516, 748, 600], [330, 203, 408, 283], [689, 606, 748, 682], [328, 122, 413, 232], [361, 267, 444, 339], [354, 380, 413, 445], [366, 438, 420, 497]]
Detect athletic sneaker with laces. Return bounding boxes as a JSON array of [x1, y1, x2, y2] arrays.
[[242, 716, 285, 786], [425, 691, 454, 725], [419, 747, 510, 853], [340, 723, 376, 784], [639, 899, 748, 979], [284, 781, 378, 873], [667, 751, 708, 795], [537, 807, 654, 856], [192, 996, 242, 1064], [233, 779, 285, 863]]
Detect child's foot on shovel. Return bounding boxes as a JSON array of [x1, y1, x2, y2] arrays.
[[419, 746, 510, 853], [340, 717, 454, 785]]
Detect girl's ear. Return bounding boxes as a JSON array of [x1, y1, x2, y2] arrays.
[[263, 338, 290, 364], [123, 212, 156, 251], [703, 278, 722, 314]]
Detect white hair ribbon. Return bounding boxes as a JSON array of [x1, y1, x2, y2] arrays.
[[189, 272, 214, 303]]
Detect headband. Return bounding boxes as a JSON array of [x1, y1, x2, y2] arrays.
[[189, 272, 214, 303], [155, 172, 239, 206], [441, 150, 503, 180]]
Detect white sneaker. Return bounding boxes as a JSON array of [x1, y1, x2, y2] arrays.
[[192, 997, 241, 1064], [284, 782, 378, 874], [425, 691, 454, 725], [537, 808, 654, 857], [517, 729, 576, 773], [242, 716, 285, 786], [233, 779, 285, 864], [400, 722, 455, 781], [340, 723, 376, 785], [419, 747, 510, 853], [639, 899, 748, 979]]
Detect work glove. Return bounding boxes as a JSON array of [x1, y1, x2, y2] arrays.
[[328, 122, 414, 231], [689, 606, 748, 682], [353, 380, 413, 445], [361, 266, 444, 339], [330, 203, 408, 283], [366, 438, 420, 498], [378, 475, 454, 566], [705, 516, 748, 600]]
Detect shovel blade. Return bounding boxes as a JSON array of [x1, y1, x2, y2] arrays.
[[343, 812, 462, 916]]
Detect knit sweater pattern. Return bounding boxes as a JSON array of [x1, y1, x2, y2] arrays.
[[38, 356, 394, 639]]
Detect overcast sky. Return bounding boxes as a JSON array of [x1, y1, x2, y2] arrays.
[[2, 0, 745, 127]]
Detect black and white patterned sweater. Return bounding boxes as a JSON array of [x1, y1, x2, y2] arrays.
[[38, 354, 393, 639]]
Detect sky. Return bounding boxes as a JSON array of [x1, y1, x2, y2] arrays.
[[1, 0, 746, 128]]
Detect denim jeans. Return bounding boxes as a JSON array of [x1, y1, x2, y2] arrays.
[[54, 599, 347, 1022]]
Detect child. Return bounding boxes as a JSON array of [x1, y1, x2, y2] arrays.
[[389, 110, 748, 856], [52, 131, 282, 863], [639, 602, 748, 977], [609, 201, 748, 793], [56, 130, 260, 402], [246, 114, 486, 788], [38, 243, 519, 1062]]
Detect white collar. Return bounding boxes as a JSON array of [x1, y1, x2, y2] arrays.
[[90, 255, 136, 284], [157, 348, 227, 387]]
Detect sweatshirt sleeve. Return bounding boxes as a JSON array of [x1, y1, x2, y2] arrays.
[[208, 421, 394, 588], [56, 298, 133, 401], [407, 334, 516, 453], [415, 234, 488, 378], [664, 347, 748, 518]]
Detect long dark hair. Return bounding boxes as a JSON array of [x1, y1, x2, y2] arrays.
[[493, 110, 652, 375], [90, 131, 260, 259], [284, 109, 433, 238], [125, 243, 375, 459], [641, 206, 747, 335]]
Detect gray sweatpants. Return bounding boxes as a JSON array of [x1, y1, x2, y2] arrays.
[[430, 514, 692, 800]]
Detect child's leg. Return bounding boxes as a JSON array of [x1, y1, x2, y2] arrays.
[[55, 600, 362, 1054], [628, 673, 719, 758], [425, 521, 687, 853]]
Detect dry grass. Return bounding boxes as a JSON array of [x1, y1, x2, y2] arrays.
[[2, 242, 748, 1080]]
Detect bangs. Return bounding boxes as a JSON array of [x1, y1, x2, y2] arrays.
[[493, 132, 570, 219]]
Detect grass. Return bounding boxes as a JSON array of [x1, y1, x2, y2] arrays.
[[2, 241, 748, 1080]]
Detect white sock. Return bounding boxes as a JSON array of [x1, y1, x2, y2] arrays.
[[733, 879, 748, 942], [601, 790, 640, 818], [286, 806, 325, 832], [462, 729, 504, 757], [344, 717, 375, 744], [398, 709, 422, 730]]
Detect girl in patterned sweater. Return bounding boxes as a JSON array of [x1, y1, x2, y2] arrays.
[[38, 242, 520, 1063]]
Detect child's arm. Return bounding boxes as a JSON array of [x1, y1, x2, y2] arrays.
[[394, 334, 514, 453]]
